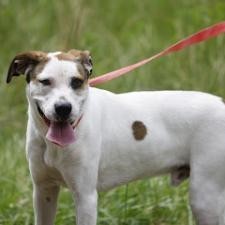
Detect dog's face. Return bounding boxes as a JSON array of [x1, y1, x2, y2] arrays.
[[7, 50, 92, 147]]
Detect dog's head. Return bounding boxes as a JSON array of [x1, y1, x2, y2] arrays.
[[7, 50, 93, 147]]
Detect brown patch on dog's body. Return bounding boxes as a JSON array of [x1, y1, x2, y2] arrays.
[[132, 121, 147, 140]]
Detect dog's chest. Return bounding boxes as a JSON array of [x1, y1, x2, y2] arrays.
[[43, 145, 64, 168], [42, 147, 68, 185]]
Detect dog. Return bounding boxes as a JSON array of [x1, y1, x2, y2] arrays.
[[6, 49, 225, 225]]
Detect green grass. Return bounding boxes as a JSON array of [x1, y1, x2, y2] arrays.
[[1, 0, 225, 224]]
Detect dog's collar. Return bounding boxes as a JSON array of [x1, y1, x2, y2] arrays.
[[35, 102, 83, 130], [72, 114, 83, 129]]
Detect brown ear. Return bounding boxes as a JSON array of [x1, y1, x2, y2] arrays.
[[68, 49, 93, 77], [6, 51, 47, 83]]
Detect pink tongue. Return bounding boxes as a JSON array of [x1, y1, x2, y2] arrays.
[[46, 121, 75, 147]]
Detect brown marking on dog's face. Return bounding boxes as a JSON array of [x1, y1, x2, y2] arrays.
[[132, 121, 147, 140], [68, 49, 86, 57], [31, 58, 50, 81], [55, 52, 76, 61], [6, 51, 48, 83], [55, 49, 92, 79], [76, 63, 89, 81], [7, 49, 93, 84]]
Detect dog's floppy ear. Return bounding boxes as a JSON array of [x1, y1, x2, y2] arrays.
[[68, 49, 93, 77], [6, 51, 47, 83]]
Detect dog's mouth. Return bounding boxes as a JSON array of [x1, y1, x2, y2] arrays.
[[37, 104, 51, 126], [36, 103, 79, 148]]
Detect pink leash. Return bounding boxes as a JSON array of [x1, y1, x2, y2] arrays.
[[89, 21, 225, 86]]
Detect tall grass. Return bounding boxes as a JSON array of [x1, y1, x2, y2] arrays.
[[1, 0, 225, 224]]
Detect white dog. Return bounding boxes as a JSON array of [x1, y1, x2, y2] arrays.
[[7, 50, 225, 225]]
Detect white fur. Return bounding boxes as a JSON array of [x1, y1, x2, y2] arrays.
[[25, 56, 225, 225]]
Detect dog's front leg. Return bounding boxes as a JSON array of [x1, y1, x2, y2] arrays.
[[29, 168, 60, 225], [75, 190, 98, 225], [26, 132, 60, 225], [62, 154, 99, 225], [33, 183, 60, 225]]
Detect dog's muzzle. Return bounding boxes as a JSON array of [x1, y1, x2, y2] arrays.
[[35, 102, 82, 148]]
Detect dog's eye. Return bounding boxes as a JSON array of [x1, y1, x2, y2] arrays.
[[39, 79, 51, 86], [71, 77, 84, 89]]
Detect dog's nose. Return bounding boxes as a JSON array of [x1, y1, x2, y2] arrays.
[[55, 102, 72, 120]]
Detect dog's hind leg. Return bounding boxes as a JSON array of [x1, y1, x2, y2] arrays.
[[190, 178, 221, 225], [189, 132, 225, 225], [190, 178, 225, 225]]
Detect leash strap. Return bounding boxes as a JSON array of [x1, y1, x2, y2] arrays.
[[89, 21, 225, 86]]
